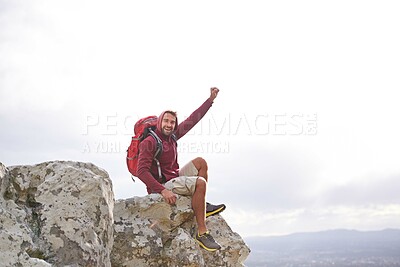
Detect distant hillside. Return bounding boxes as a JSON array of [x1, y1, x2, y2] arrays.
[[244, 229, 400, 267]]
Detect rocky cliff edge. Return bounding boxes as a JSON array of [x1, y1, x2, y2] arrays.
[[0, 161, 250, 267]]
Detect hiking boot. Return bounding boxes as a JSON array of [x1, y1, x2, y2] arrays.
[[206, 202, 226, 218], [195, 231, 221, 252]]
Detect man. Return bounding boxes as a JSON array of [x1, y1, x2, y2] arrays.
[[137, 87, 225, 251]]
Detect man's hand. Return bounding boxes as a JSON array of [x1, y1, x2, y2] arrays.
[[161, 189, 177, 205], [209, 87, 220, 102]]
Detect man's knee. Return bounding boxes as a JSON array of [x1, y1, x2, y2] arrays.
[[192, 157, 208, 170], [195, 177, 207, 192]]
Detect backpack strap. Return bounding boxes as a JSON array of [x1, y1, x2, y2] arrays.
[[148, 128, 165, 184]]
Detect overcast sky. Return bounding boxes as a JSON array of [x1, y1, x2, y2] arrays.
[[1, 0, 399, 237]]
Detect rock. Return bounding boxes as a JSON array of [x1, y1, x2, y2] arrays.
[[1, 162, 51, 266], [112, 194, 250, 267], [0, 161, 250, 266], [0, 161, 114, 266]]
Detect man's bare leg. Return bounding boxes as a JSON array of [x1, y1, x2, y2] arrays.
[[191, 157, 226, 218], [192, 177, 207, 234]]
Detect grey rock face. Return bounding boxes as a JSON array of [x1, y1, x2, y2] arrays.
[[0, 161, 250, 266], [112, 195, 250, 267], [0, 161, 114, 266]]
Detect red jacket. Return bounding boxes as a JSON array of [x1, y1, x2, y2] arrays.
[[137, 98, 213, 193]]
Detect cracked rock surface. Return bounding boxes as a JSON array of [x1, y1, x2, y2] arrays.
[[0, 161, 249, 267], [0, 161, 114, 266], [112, 195, 250, 267]]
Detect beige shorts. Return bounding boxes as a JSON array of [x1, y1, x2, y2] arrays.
[[164, 160, 199, 196]]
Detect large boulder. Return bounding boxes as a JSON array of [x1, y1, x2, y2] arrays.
[[112, 194, 250, 267], [0, 161, 114, 266]]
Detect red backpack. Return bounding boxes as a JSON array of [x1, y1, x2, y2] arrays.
[[126, 116, 163, 182]]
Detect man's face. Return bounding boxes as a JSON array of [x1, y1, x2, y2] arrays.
[[161, 113, 176, 136]]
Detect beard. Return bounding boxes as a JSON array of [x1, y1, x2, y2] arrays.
[[162, 126, 173, 136]]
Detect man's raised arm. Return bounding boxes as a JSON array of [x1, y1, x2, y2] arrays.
[[175, 87, 220, 139]]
